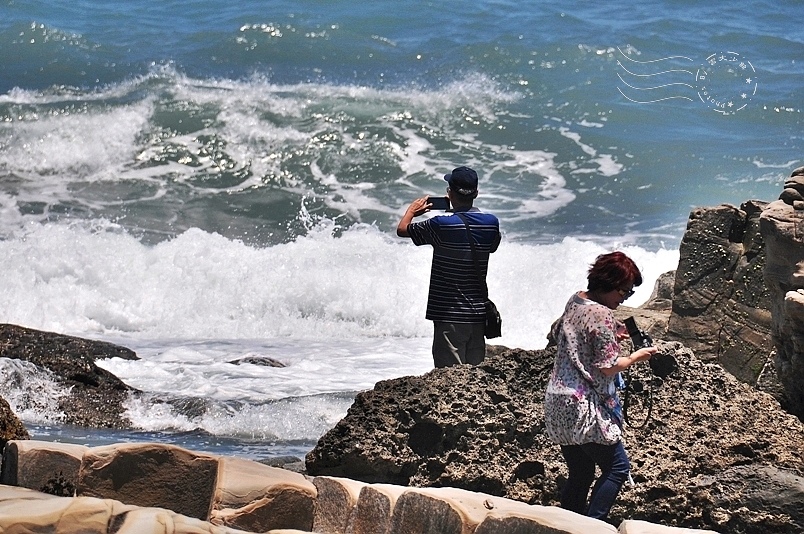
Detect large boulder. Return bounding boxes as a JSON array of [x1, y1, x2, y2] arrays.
[[665, 201, 775, 388], [760, 166, 804, 419], [0, 323, 138, 428], [306, 342, 804, 532]]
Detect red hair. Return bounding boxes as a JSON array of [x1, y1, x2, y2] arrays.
[[587, 251, 642, 292]]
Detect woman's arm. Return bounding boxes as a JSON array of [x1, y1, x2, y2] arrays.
[[600, 346, 658, 376]]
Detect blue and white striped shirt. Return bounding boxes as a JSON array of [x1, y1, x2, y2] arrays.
[[407, 208, 500, 323]]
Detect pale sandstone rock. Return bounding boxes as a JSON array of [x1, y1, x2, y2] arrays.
[[618, 519, 717, 533], [388, 490, 467, 534], [0, 484, 251, 534], [347, 482, 406, 534], [312, 476, 366, 534], [115, 507, 252, 534], [0, 483, 119, 533], [78, 442, 219, 521], [474, 495, 617, 534], [0, 441, 780, 534], [210, 456, 316, 533], [0, 439, 87, 495]]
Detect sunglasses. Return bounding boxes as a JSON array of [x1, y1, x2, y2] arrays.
[[616, 288, 635, 299]]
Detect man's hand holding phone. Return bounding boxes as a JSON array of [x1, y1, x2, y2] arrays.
[[427, 196, 450, 211]]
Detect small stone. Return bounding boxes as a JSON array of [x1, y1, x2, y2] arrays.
[[794, 200, 804, 210]]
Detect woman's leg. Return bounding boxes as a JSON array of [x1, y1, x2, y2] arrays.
[[559, 445, 596, 514], [582, 441, 630, 520]]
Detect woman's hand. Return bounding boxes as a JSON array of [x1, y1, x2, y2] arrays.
[[602, 345, 659, 376], [630, 346, 658, 363]]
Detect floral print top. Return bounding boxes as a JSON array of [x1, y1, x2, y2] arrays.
[[544, 292, 623, 445]]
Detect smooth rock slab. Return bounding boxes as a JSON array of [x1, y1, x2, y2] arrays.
[[77, 442, 219, 521], [211, 456, 316, 533], [618, 520, 717, 533], [0, 484, 250, 534], [312, 476, 366, 534], [347, 483, 406, 534], [0, 439, 87, 496]]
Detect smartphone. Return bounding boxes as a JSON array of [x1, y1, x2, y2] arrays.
[[427, 196, 450, 211]]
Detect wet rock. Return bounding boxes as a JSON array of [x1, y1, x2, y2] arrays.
[[0, 323, 138, 428], [229, 356, 286, 367], [0, 396, 29, 450]]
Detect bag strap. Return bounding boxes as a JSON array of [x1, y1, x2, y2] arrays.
[[455, 212, 489, 300]]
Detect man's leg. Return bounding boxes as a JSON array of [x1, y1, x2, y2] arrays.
[[559, 444, 596, 515], [464, 323, 486, 365], [432, 322, 470, 367]]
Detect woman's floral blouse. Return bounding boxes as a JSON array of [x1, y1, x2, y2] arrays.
[[544, 292, 622, 445]]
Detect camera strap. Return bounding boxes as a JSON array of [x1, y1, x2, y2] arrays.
[[455, 213, 489, 300]]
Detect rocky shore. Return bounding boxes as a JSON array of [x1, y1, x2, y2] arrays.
[[1, 169, 803, 533]]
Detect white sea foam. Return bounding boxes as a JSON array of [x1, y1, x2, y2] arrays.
[[0, 220, 678, 345], [0, 359, 70, 424], [0, 217, 678, 438]]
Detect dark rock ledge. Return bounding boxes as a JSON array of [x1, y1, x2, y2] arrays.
[[0, 323, 138, 429]]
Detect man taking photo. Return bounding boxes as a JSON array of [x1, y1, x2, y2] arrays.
[[397, 166, 501, 368]]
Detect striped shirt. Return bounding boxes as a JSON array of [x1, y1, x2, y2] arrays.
[[407, 208, 501, 323]]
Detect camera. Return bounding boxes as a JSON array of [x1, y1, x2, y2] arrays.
[[624, 316, 652, 349], [623, 316, 677, 378]]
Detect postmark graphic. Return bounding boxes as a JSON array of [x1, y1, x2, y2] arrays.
[[616, 47, 758, 115], [696, 52, 757, 115]]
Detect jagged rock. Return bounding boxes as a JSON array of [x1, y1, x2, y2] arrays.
[[0, 323, 138, 428], [640, 270, 675, 312], [0, 395, 29, 450], [306, 341, 804, 532], [229, 356, 286, 367], [760, 186, 804, 419], [665, 202, 775, 389], [689, 465, 804, 533]]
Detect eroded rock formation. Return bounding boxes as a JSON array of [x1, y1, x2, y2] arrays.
[[306, 341, 804, 533], [665, 201, 773, 387], [760, 166, 804, 419]]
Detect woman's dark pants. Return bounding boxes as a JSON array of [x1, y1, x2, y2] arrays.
[[559, 441, 630, 520]]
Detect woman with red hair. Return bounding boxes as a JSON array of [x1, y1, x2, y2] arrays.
[[544, 251, 657, 521]]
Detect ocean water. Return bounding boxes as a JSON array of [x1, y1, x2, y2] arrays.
[[0, 1, 800, 460]]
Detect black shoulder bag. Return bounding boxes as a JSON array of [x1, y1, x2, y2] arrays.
[[455, 213, 502, 339]]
